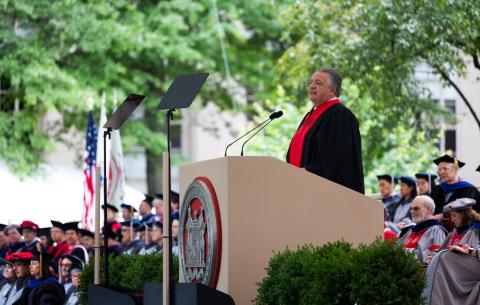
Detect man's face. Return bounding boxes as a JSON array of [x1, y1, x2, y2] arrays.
[[416, 179, 430, 195], [153, 199, 164, 217], [437, 162, 458, 183], [171, 202, 179, 213], [172, 220, 179, 240], [51, 227, 65, 243], [7, 228, 21, 244], [22, 228, 37, 243], [120, 226, 131, 243], [308, 71, 335, 105], [80, 236, 94, 248], [151, 227, 162, 243], [410, 198, 431, 223], [378, 180, 393, 197], [39, 235, 49, 247], [14, 262, 29, 278], [107, 209, 117, 222], [71, 270, 82, 287], [65, 230, 78, 245], [139, 201, 151, 216], [61, 258, 72, 278], [121, 208, 133, 220]]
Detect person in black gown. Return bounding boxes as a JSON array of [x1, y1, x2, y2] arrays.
[[430, 155, 480, 218], [286, 68, 364, 194]]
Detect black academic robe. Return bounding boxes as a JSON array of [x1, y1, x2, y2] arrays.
[[287, 103, 365, 194], [430, 184, 480, 215]]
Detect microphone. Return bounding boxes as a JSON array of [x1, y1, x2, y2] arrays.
[[224, 111, 282, 156], [240, 111, 283, 156]]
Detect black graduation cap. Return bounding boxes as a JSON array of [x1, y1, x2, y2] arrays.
[[63, 221, 80, 232], [376, 175, 398, 184], [50, 220, 65, 231], [433, 154, 465, 168], [415, 173, 438, 181], [79, 229, 94, 239], [0, 257, 13, 267], [120, 203, 137, 213], [38, 227, 51, 237], [102, 204, 119, 213], [135, 221, 153, 232], [155, 191, 180, 203], [64, 247, 87, 267], [399, 176, 416, 187], [102, 224, 120, 240], [0, 223, 6, 231], [142, 194, 154, 207]]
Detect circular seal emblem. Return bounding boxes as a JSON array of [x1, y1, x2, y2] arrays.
[[178, 177, 222, 288]]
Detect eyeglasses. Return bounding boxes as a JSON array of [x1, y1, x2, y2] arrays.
[[410, 206, 422, 211], [437, 167, 452, 173]]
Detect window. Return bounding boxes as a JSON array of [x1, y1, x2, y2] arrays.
[[444, 129, 456, 153], [444, 99, 456, 114]]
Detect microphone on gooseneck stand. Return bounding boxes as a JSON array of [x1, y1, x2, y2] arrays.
[[240, 110, 283, 156], [224, 110, 282, 156]]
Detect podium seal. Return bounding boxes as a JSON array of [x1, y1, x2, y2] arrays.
[[179, 177, 222, 288]]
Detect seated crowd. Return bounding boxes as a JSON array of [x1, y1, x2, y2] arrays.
[[0, 192, 179, 305], [378, 154, 480, 305]]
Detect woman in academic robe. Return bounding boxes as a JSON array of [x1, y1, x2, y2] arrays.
[[390, 176, 417, 229], [14, 250, 65, 305], [286, 68, 364, 194], [423, 198, 480, 305], [415, 173, 437, 196]]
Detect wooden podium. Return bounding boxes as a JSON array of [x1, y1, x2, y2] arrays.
[[179, 156, 382, 305]]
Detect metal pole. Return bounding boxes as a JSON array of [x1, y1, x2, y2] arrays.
[[103, 128, 112, 287], [94, 166, 101, 284], [162, 152, 170, 305]]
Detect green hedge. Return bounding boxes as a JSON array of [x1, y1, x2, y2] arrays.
[[256, 239, 425, 305], [79, 254, 179, 305]]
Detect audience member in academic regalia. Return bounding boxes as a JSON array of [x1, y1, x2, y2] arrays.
[[170, 191, 180, 214], [390, 176, 417, 229], [64, 258, 83, 305], [120, 221, 144, 255], [4, 226, 25, 256], [0, 224, 7, 259], [78, 230, 94, 259], [397, 196, 447, 264], [63, 222, 89, 258], [60, 248, 87, 292], [4, 252, 31, 305], [138, 222, 156, 255], [139, 195, 155, 224], [37, 228, 52, 251], [14, 250, 65, 305], [102, 204, 121, 232], [0, 257, 16, 304], [423, 198, 480, 305], [430, 155, 480, 217], [415, 173, 437, 196], [171, 218, 180, 255], [18, 221, 39, 253], [149, 222, 164, 254], [47, 222, 70, 261], [120, 203, 137, 222], [377, 175, 401, 218], [102, 224, 122, 257]]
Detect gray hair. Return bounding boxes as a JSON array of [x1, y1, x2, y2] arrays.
[[317, 67, 342, 97], [416, 195, 435, 213]]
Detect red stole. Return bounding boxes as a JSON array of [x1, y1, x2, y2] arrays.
[[289, 98, 341, 167], [404, 230, 428, 250], [448, 231, 467, 248]]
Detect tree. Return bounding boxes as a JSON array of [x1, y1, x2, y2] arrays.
[[247, 0, 480, 192], [0, 0, 286, 186]]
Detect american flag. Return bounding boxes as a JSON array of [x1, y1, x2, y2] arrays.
[[82, 111, 98, 230]]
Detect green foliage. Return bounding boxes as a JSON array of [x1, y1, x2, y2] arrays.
[[247, 0, 480, 192], [255, 239, 425, 305], [78, 254, 179, 305], [0, 0, 287, 175], [351, 240, 425, 305]]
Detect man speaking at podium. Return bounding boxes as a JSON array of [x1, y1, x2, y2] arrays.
[[287, 68, 365, 194]]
